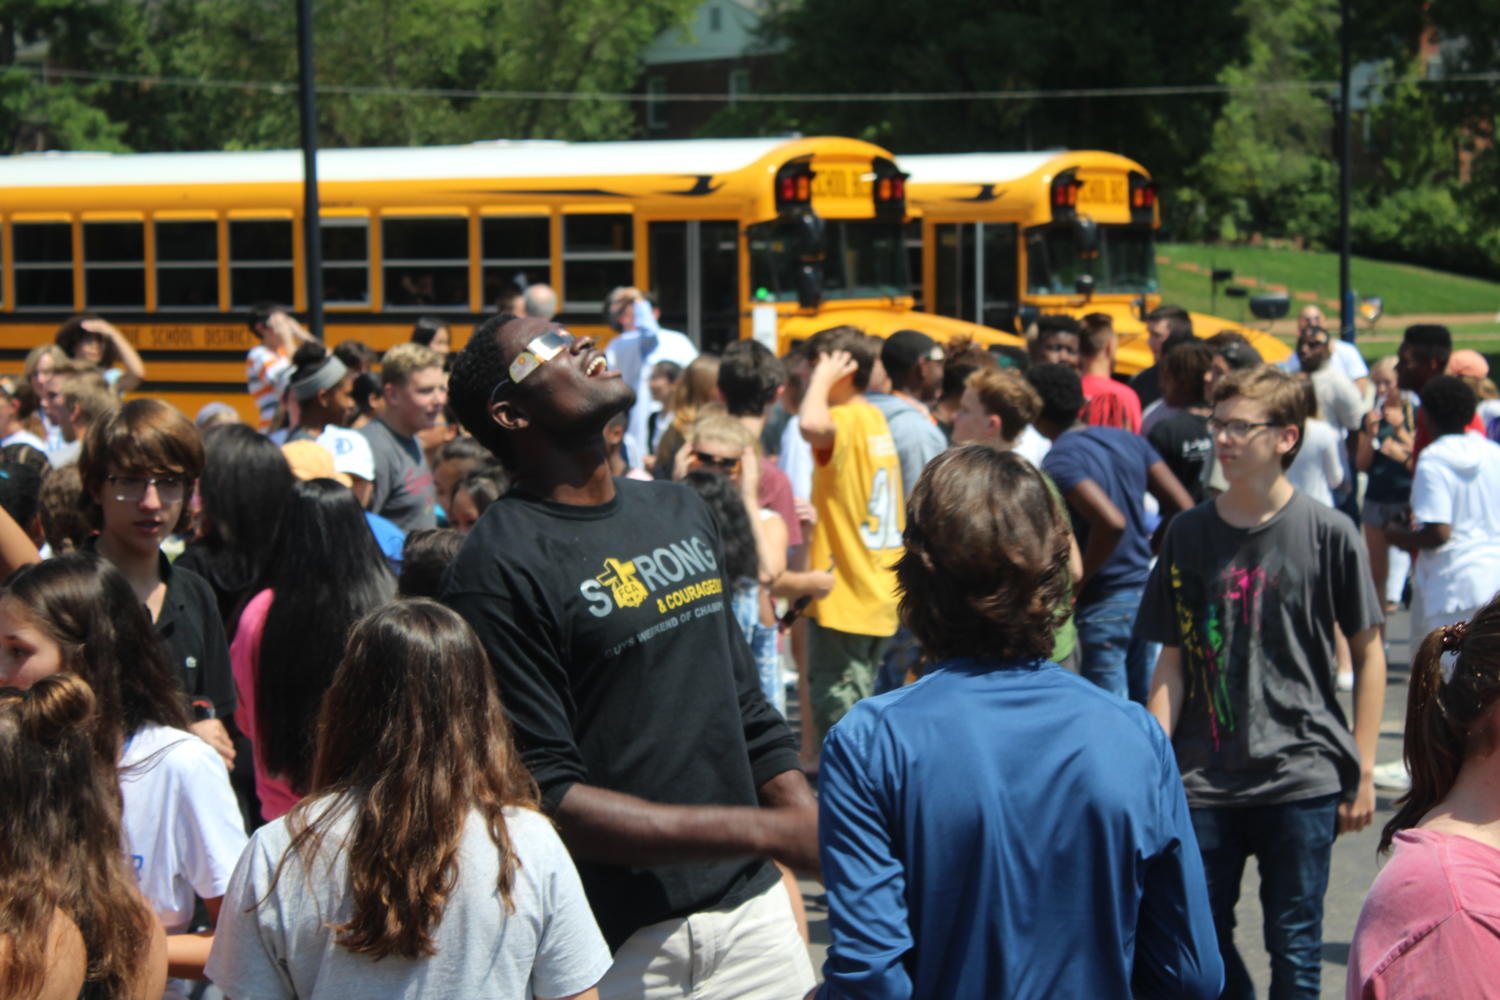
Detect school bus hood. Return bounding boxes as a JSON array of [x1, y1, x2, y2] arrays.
[[1032, 302, 1291, 375], [774, 304, 1024, 352]]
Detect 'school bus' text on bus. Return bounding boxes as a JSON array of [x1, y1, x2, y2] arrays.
[[901, 150, 1291, 373], [0, 137, 1022, 420]]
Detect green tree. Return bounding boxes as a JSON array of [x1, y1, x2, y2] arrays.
[[0, 0, 145, 151], [106, 0, 699, 151], [1176, 0, 1339, 244], [699, 0, 1246, 195]]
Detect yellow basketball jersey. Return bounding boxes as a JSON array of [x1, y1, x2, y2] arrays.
[[808, 399, 904, 636]]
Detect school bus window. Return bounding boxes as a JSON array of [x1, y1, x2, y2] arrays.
[[1025, 223, 1157, 296], [229, 220, 294, 307], [749, 218, 908, 302], [562, 214, 632, 310], [84, 222, 146, 309], [321, 220, 369, 306], [382, 217, 468, 309], [824, 221, 907, 299], [155, 220, 219, 310], [13, 222, 75, 309], [482, 217, 550, 310], [904, 220, 923, 305]]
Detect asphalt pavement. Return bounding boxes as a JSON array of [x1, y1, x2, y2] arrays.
[[796, 609, 1418, 998]]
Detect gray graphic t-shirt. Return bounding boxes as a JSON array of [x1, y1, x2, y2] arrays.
[[1135, 490, 1383, 807]]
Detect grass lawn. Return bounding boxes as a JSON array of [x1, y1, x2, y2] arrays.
[[1156, 243, 1500, 317], [1261, 323, 1500, 364]]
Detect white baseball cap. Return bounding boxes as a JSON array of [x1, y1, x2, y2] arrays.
[[317, 426, 376, 484]]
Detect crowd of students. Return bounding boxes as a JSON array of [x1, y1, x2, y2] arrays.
[[0, 291, 1497, 1000]]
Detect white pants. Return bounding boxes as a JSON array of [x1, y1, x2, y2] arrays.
[[596, 879, 815, 1000]]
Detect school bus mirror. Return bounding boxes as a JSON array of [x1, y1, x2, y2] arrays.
[[1074, 216, 1099, 255], [1212, 268, 1234, 283], [1250, 293, 1290, 320], [794, 213, 825, 258], [796, 263, 823, 312], [1225, 285, 1249, 299], [1074, 273, 1096, 299]]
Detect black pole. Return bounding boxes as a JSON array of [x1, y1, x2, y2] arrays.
[[1338, 0, 1353, 343], [296, 0, 324, 340]]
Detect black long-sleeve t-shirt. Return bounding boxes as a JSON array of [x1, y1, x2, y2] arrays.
[[443, 476, 801, 949]]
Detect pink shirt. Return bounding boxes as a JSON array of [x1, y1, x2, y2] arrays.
[[1080, 374, 1143, 433], [228, 588, 301, 821], [1347, 828, 1500, 999]]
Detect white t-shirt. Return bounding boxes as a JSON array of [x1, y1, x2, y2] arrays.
[[0, 428, 49, 454], [1308, 366, 1365, 434], [120, 724, 248, 933], [1286, 418, 1344, 508], [120, 723, 249, 1000], [1410, 432, 1500, 617], [1013, 423, 1052, 467], [206, 801, 611, 1000], [1281, 339, 1370, 384], [778, 415, 814, 502], [605, 325, 699, 470]]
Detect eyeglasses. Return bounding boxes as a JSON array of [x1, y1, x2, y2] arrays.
[[1207, 418, 1281, 442], [692, 451, 741, 471], [488, 329, 574, 405], [106, 475, 186, 503], [1299, 337, 1331, 349]]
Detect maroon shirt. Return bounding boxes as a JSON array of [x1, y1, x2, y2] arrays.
[[758, 457, 802, 548]]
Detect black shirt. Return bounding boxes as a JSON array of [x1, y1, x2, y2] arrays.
[[1131, 365, 1162, 409], [1147, 407, 1215, 504], [86, 539, 237, 718], [443, 477, 799, 949]]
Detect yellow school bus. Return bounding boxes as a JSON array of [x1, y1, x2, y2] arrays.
[[901, 150, 1290, 373], [0, 137, 1020, 420]]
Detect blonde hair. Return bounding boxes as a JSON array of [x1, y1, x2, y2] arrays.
[[379, 343, 443, 388], [1370, 355, 1398, 378], [689, 413, 753, 453], [669, 356, 722, 434], [965, 368, 1041, 442]]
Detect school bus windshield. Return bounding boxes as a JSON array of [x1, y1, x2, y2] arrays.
[[1025, 223, 1159, 296], [749, 219, 910, 302]]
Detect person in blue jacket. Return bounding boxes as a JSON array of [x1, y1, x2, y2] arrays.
[[815, 445, 1223, 1000]]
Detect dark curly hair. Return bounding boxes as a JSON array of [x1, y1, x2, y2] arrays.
[[897, 446, 1071, 663], [447, 313, 517, 469], [1418, 374, 1478, 436], [1024, 362, 1086, 426]]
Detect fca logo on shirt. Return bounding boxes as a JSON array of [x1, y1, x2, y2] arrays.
[[596, 558, 649, 610]]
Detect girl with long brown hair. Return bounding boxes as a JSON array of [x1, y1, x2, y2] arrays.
[[207, 600, 610, 999], [0, 673, 166, 1000], [0, 555, 247, 999], [1348, 593, 1500, 995]]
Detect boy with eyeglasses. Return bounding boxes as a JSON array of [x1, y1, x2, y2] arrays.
[[79, 398, 238, 767], [1136, 365, 1387, 999]]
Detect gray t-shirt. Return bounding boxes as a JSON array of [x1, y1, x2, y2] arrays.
[[358, 417, 436, 532], [206, 802, 611, 1000], [1134, 490, 1383, 808], [867, 392, 947, 501]]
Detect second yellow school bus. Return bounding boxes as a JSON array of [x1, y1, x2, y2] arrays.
[[0, 137, 1020, 419], [901, 150, 1290, 373]]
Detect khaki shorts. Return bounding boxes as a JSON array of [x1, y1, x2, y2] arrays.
[[596, 879, 815, 1000]]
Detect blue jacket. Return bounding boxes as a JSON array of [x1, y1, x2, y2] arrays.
[[817, 658, 1222, 999]]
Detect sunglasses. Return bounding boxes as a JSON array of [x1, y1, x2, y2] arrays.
[[488, 329, 574, 405], [692, 451, 741, 471]]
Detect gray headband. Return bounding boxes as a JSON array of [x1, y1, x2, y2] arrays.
[[289, 355, 348, 401]]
